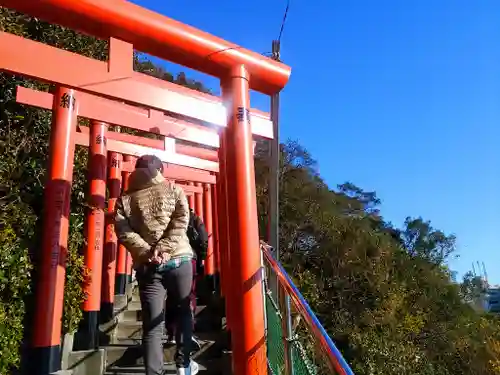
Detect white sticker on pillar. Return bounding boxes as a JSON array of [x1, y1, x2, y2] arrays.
[[164, 137, 175, 153]]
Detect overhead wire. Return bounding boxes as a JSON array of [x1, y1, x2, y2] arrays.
[[206, 1, 290, 61], [277, 0, 290, 44], [261, 0, 290, 58]]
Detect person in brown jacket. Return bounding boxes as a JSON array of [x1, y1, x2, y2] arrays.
[[115, 154, 198, 375]]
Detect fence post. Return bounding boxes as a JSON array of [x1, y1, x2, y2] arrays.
[[279, 283, 295, 375]]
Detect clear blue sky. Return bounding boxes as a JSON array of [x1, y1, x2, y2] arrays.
[[133, 0, 500, 285]]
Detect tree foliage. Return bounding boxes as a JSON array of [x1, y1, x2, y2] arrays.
[[255, 140, 500, 375], [0, 7, 110, 373]]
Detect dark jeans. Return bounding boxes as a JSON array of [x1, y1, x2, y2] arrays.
[[136, 261, 193, 374], [166, 259, 197, 334]]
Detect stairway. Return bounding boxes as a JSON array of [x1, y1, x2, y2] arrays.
[[101, 282, 230, 375]]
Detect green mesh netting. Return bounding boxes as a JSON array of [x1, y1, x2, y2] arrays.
[[265, 294, 320, 375], [266, 294, 285, 374]]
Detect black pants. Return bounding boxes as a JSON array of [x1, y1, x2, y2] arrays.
[[136, 261, 193, 374], [165, 259, 197, 334]]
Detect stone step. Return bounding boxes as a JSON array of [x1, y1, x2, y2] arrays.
[[130, 293, 140, 303], [118, 303, 224, 333], [105, 363, 200, 375], [113, 325, 222, 344], [114, 317, 221, 340], [124, 300, 142, 312], [105, 333, 217, 367], [105, 359, 229, 375], [119, 308, 142, 322], [102, 299, 230, 373], [119, 303, 208, 322], [105, 344, 176, 367], [66, 349, 106, 375], [115, 320, 143, 340], [103, 329, 231, 373], [114, 307, 208, 339]]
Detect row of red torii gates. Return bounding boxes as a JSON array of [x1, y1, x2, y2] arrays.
[[0, 0, 291, 375]]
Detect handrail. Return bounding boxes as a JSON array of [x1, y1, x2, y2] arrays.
[[261, 242, 355, 375]]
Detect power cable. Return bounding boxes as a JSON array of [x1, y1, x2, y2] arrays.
[[277, 0, 290, 44]]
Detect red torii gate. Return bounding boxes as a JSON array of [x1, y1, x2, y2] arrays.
[[0, 1, 291, 375], [70, 126, 217, 327], [17, 83, 257, 322], [17, 82, 258, 345]]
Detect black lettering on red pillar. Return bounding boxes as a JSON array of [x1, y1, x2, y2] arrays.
[[60, 93, 76, 111], [236, 107, 251, 124]]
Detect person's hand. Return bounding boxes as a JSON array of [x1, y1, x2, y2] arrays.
[[159, 251, 171, 264], [148, 247, 162, 264]]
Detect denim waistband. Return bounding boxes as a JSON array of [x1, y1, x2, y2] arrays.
[[156, 256, 193, 272]]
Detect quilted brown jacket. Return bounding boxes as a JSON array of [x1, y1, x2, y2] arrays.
[[114, 165, 193, 268]]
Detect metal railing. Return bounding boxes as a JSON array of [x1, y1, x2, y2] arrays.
[[260, 242, 355, 375]]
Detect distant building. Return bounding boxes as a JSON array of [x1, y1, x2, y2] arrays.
[[486, 286, 500, 313], [459, 261, 500, 313], [466, 261, 499, 313]]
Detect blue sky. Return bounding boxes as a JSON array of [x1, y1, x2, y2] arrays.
[[133, 0, 500, 285]]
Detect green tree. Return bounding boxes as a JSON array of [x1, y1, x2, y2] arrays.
[[401, 217, 456, 265], [255, 139, 500, 375], [0, 7, 109, 372]]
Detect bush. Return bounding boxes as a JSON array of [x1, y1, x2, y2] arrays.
[[0, 8, 108, 370], [0, 224, 32, 373]]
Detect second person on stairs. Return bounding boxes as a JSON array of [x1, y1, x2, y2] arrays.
[[115, 154, 199, 375], [165, 207, 208, 350]]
